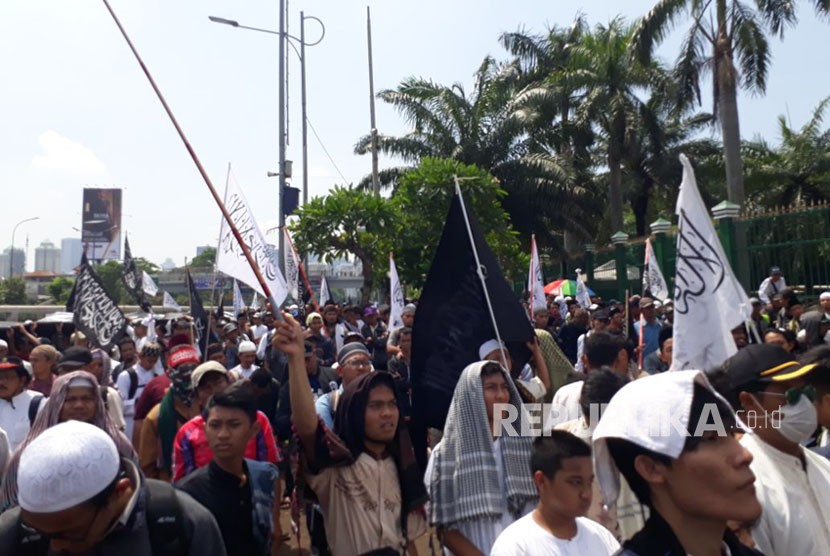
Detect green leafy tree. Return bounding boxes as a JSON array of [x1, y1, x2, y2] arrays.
[[0, 277, 28, 304], [47, 277, 76, 304], [633, 0, 830, 210], [392, 158, 525, 287], [355, 57, 579, 250], [134, 257, 161, 275], [564, 17, 671, 233], [190, 247, 216, 269], [290, 187, 397, 304], [94, 260, 126, 304], [744, 96, 830, 208]]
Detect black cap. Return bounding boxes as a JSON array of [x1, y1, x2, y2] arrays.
[[57, 346, 93, 369], [723, 344, 817, 392]]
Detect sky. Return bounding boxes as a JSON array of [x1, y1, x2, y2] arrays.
[[1, 0, 828, 271]]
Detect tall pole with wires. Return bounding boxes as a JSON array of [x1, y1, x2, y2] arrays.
[[277, 0, 287, 277], [367, 6, 380, 195]]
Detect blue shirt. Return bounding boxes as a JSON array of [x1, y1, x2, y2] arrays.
[[634, 320, 662, 358]]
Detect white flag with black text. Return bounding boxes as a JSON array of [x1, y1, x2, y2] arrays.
[[283, 228, 300, 302], [319, 275, 331, 307], [216, 174, 288, 306], [672, 154, 750, 370], [643, 238, 669, 301], [162, 291, 181, 311], [141, 271, 159, 297], [389, 253, 405, 330], [528, 234, 546, 311]]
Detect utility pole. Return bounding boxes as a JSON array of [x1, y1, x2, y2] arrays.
[[367, 6, 380, 195]]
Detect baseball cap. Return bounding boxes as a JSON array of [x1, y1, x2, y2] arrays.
[[222, 323, 238, 335], [770, 266, 782, 274], [0, 356, 29, 377], [639, 297, 655, 309], [191, 361, 229, 389], [592, 370, 738, 506], [57, 346, 93, 370], [363, 306, 378, 317], [721, 343, 819, 390]]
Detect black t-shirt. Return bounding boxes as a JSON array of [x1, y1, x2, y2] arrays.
[[176, 460, 259, 555]]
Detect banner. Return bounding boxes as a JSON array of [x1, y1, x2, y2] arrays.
[[411, 190, 534, 432], [250, 292, 260, 311], [319, 275, 331, 307], [642, 237, 669, 301], [216, 175, 288, 306], [528, 234, 546, 311], [162, 291, 181, 311], [575, 270, 592, 308], [142, 271, 158, 297], [233, 279, 244, 317], [672, 155, 750, 370], [389, 253, 405, 330], [121, 235, 150, 312], [283, 229, 300, 302], [81, 188, 122, 261], [71, 254, 128, 352]]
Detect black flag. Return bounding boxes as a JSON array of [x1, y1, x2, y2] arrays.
[[71, 254, 129, 351], [411, 190, 534, 431], [122, 236, 151, 313], [187, 269, 210, 356]]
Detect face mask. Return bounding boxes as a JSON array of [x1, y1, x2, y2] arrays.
[[170, 368, 195, 406], [765, 394, 818, 445]]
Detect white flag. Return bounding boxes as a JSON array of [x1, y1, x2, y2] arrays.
[[283, 229, 300, 301], [141, 271, 158, 296], [250, 292, 260, 311], [162, 291, 181, 311], [233, 279, 244, 316], [319, 275, 330, 307], [389, 253, 405, 329], [575, 270, 591, 308], [216, 175, 288, 306], [643, 238, 670, 301], [528, 234, 546, 311], [672, 154, 750, 370]]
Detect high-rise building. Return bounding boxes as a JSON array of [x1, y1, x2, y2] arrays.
[[0, 247, 26, 279], [35, 240, 61, 273], [60, 238, 83, 274], [195, 245, 213, 256]]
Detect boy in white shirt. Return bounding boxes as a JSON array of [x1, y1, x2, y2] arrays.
[[491, 431, 619, 555]]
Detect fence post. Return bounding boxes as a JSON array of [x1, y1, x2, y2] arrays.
[[584, 243, 595, 285], [611, 231, 629, 302]]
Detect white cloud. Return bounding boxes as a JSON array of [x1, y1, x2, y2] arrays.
[[31, 130, 107, 176]]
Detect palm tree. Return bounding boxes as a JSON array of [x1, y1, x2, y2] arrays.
[[563, 17, 670, 233], [354, 57, 591, 250], [743, 96, 830, 208], [633, 0, 830, 210]]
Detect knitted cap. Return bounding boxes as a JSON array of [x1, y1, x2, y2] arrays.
[[18, 421, 120, 513], [337, 342, 370, 366]]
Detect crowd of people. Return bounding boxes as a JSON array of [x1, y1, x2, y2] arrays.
[[0, 274, 827, 555]]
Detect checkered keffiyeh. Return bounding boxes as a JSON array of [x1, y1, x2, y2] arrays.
[[428, 361, 538, 528]]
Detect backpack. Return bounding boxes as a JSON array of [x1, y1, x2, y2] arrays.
[[27, 395, 44, 427], [126, 367, 139, 400], [16, 479, 189, 556]]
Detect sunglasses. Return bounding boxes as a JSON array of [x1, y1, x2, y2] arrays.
[[765, 385, 817, 405]]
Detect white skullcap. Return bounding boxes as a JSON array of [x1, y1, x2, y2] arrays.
[[238, 340, 257, 354], [19, 420, 120, 513], [0, 339, 7, 349], [820, 291, 830, 301], [478, 339, 505, 360], [592, 370, 736, 507]]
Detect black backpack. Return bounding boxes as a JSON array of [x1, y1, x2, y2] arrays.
[[26, 395, 44, 426], [16, 479, 189, 556]]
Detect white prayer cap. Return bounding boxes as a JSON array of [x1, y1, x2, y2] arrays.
[[820, 291, 830, 301], [0, 339, 7, 349], [238, 340, 257, 354], [478, 339, 506, 360], [18, 421, 120, 513], [592, 370, 735, 506], [553, 295, 564, 303]]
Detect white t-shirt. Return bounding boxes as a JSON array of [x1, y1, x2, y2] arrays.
[[547, 381, 583, 429], [490, 513, 619, 556], [230, 363, 260, 380]]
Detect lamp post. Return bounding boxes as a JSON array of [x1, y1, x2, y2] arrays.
[[9, 216, 39, 278], [209, 11, 324, 278]]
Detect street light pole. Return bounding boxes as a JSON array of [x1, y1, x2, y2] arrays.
[[277, 0, 287, 278], [9, 216, 39, 278]]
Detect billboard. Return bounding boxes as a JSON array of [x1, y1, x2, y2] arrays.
[[81, 188, 122, 262]]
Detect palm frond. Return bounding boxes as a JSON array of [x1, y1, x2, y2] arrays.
[[731, 0, 770, 95], [631, 0, 691, 62]]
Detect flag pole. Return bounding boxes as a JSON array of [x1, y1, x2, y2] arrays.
[[453, 176, 510, 372], [100, 0, 283, 320]]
